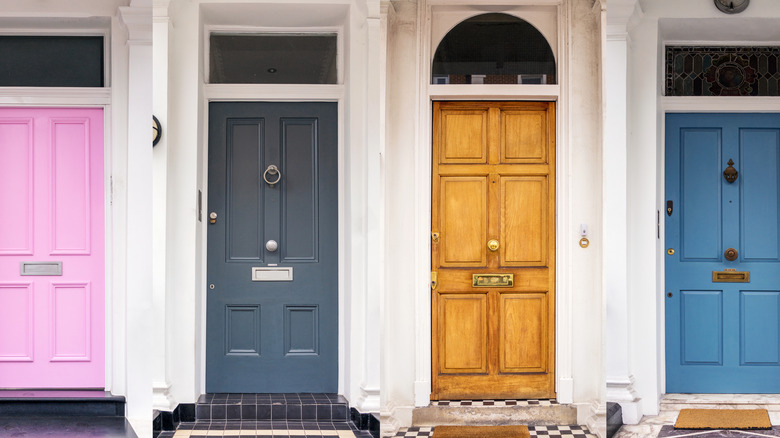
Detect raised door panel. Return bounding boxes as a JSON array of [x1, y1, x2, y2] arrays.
[[226, 119, 264, 262], [681, 290, 723, 365], [680, 129, 722, 261], [500, 176, 547, 267], [0, 119, 33, 255], [740, 291, 780, 365], [740, 129, 780, 261], [0, 283, 34, 361], [438, 293, 488, 374], [439, 110, 488, 164], [281, 119, 318, 262], [50, 119, 91, 255], [439, 177, 488, 267], [500, 110, 547, 164], [499, 293, 547, 373]]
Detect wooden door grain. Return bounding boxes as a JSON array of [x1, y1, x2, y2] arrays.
[[432, 101, 555, 400]]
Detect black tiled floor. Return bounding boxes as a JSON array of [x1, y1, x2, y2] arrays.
[[0, 415, 137, 437], [160, 420, 372, 437]]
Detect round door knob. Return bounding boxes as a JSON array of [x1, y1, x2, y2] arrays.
[[724, 248, 738, 261], [487, 239, 499, 251], [266, 240, 278, 252]]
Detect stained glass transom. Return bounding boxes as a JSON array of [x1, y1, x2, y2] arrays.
[[666, 46, 780, 96]]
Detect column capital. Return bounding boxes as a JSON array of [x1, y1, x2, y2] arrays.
[[119, 6, 152, 45]]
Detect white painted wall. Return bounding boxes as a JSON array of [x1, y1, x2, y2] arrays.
[[609, 0, 780, 422], [381, 1, 604, 435], [155, 0, 381, 414], [0, 1, 153, 436]]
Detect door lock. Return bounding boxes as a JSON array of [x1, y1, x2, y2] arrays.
[[209, 212, 217, 224]]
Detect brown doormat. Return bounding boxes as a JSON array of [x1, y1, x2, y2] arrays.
[[674, 408, 772, 430], [433, 425, 531, 438]]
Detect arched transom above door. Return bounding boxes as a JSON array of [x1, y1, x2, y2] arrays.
[[431, 13, 556, 85]]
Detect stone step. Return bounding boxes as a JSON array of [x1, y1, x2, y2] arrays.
[[0, 390, 125, 416], [659, 394, 780, 412], [412, 402, 577, 427], [195, 393, 350, 422]]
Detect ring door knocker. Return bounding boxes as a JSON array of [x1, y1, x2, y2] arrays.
[[264, 164, 282, 187]]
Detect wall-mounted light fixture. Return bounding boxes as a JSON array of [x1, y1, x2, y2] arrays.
[[714, 0, 749, 14], [153, 115, 162, 147]]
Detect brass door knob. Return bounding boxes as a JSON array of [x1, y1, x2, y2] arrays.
[[724, 248, 738, 261], [487, 239, 499, 251]]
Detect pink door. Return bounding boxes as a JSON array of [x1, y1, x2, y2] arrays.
[[0, 107, 104, 388]]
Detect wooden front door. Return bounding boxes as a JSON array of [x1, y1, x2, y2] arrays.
[[431, 101, 555, 400]]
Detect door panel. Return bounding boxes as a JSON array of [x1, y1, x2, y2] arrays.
[[0, 107, 104, 388], [439, 110, 488, 163], [438, 293, 488, 374], [500, 111, 547, 163], [207, 102, 337, 393], [500, 176, 547, 266], [666, 113, 780, 393], [432, 101, 555, 400], [440, 177, 488, 267]]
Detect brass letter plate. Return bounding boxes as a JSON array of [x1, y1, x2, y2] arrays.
[[473, 274, 514, 287], [712, 270, 750, 283]]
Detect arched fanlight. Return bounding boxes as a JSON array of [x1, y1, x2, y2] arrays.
[[432, 13, 556, 85]]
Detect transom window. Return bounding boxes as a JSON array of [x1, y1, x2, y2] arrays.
[[209, 33, 338, 84], [431, 13, 556, 85], [0, 36, 104, 87], [666, 46, 780, 96]]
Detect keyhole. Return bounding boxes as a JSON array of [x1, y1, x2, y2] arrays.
[[667, 292, 673, 298]]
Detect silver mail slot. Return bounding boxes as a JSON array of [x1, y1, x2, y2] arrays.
[[252, 267, 293, 282], [20, 262, 62, 276]]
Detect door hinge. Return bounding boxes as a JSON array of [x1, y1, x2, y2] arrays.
[[431, 271, 438, 290]]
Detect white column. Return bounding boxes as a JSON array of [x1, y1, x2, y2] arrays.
[[152, 0, 173, 411], [605, 0, 646, 424], [119, 2, 153, 435], [357, 0, 382, 414]]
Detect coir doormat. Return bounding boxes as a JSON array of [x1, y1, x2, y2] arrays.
[[674, 409, 772, 430], [433, 425, 531, 438]]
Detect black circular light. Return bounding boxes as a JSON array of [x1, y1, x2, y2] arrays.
[[714, 0, 749, 14], [153, 115, 162, 147]]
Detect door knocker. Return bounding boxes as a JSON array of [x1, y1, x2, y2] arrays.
[[263, 164, 282, 187], [723, 159, 738, 183]]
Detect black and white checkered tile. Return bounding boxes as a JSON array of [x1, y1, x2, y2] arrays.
[[432, 399, 559, 407], [393, 425, 596, 437]]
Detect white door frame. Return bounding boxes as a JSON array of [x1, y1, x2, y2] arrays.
[[412, 0, 575, 406]]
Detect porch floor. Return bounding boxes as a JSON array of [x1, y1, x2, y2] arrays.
[[615, 394, 780, 438], [392, 425, 596, 437]]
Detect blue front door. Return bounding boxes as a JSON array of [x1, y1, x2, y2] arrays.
[[206, 102, 338, 392], [666, 113, 780, 393]]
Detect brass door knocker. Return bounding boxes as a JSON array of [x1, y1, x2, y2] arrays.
[[724, 159, 738, 183]]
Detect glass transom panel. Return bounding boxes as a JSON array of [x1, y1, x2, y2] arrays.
[[209, 33, 337, 84], [431, 13, 556, 85], [666, 46, 780, 96]]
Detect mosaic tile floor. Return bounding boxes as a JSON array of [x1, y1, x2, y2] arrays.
[[656, 425, 780, 437], [157, 420, 373, 438], [431, 399, 559, 407], [392, 425, 596, 437]]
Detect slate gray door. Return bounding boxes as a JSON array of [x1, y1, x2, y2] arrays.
[[206, 102, 338, 392]]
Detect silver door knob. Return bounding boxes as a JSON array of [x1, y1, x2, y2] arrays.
[[266, 240, 278, 252]]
